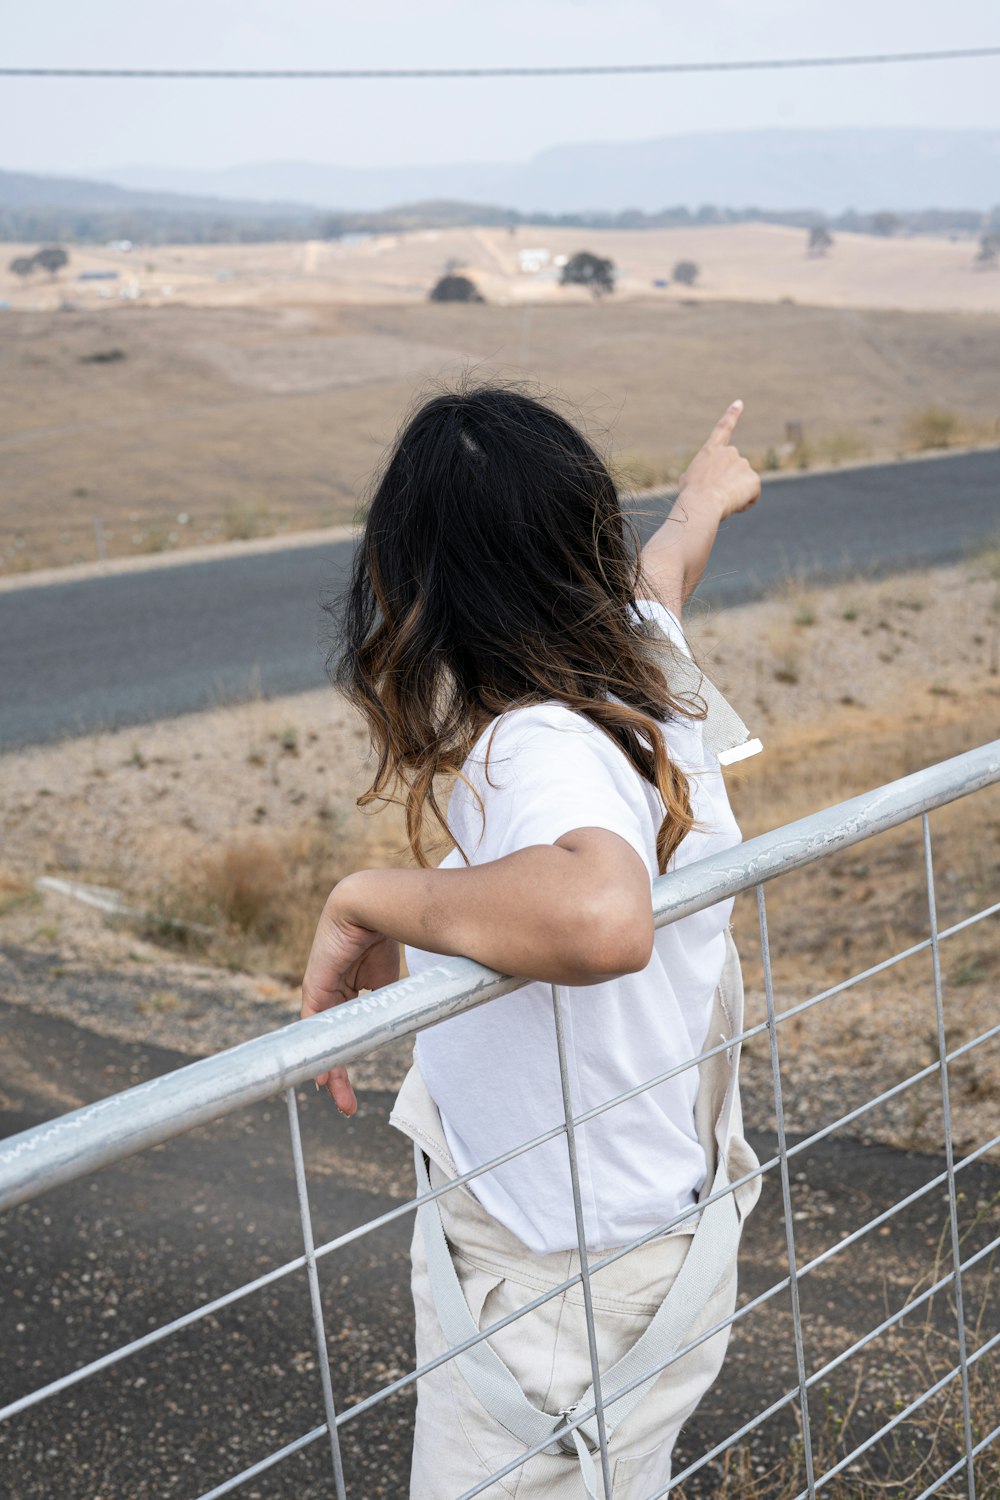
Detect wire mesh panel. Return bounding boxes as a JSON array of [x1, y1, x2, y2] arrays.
[[0, 740, 997, 1498]]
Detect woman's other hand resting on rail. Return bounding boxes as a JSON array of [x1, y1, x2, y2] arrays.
[[301, 827, 653, 1114]]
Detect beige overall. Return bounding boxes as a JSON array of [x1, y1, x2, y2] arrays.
[[390, 926, 762, 1499]]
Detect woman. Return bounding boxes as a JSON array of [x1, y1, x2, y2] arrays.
[[302, 384, 762, 1497]]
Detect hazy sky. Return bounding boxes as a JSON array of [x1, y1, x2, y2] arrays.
[[4, 0, 999, 178]]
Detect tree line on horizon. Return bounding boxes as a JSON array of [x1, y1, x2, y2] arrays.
[[2, 197, 999, 247]]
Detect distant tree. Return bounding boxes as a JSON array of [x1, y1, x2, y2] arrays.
[[807, 225, 834, 258], [560, 251, 615, 298], [32, 245, 69, 279], [672, 260, 699, 287], [429, 272, 484, 303], [870, 212, 900, 238], [974, 234, 999, 270], [9, 256, 35, 278]]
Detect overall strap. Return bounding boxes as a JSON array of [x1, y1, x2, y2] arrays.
[[415, 1140, 743, 1498]]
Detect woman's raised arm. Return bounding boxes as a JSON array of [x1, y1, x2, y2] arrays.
[[640, 400, 761, 617]]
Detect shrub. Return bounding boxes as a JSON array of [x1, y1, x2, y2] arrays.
[[560, 251, 616, 298], [904, 407, 961, 450], [223, 499, 273, 541], [429, 273, 484, 303]]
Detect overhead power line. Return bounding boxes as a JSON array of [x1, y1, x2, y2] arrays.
[[2, 45, 1000, 80]]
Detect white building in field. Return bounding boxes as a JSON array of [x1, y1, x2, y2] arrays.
[[518, 247, 550, 273]]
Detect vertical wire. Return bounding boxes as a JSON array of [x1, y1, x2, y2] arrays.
[[757, 884, 818, 1498], [922, 815, 977, 1500], [551, 984, 615, 1498], [284, 1087, 349, 1500]]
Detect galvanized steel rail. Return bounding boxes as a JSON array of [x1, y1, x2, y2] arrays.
[[1, 736, 998, 1498]]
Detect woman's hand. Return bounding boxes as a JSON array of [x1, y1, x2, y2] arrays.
[[641, 400, 761, 613], [677, 400, 761, 521], [300, 880, 400, 1116]]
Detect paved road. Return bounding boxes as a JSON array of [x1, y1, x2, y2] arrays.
[[1, 450, 997, 750], [2, 995, 996, 1497]]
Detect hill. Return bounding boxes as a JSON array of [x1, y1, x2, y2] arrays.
[[102, 128, 1000, 215]]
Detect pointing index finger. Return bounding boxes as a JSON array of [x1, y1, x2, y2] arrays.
[[706, 399, 744, 448]]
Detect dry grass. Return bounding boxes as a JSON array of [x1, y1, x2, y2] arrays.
[[7, 223, 1000, 317], [678, 1222, 999, 1499], [139, 819, 407, 981], [3, 297, 1000, 573]]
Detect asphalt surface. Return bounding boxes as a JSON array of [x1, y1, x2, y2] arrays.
[[2, 997, 997, 1498], [1, 450, 998, 751]]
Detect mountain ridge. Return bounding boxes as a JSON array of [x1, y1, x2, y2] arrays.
[[97, 127, 1000, 214]]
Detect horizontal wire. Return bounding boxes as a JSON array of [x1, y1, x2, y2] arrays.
[[3, 47, 1000, 80]]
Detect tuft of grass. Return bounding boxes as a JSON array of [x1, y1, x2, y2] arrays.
[[953, 959, 987, 986], [0, 870, 40, 918], [223, 499, 273, 542], [137, 989, 186, 1014], [815, 430, 868, 466], [79, 348, 126, 365], [674, 1235, 998, 1498], [904, 406, 962, 450], [139, 814, 411, 981], [971, 538, 1000, 584], [611, 452, 679, 492]]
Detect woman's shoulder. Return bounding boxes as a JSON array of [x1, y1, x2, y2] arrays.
[[467, 701, 608, 765]]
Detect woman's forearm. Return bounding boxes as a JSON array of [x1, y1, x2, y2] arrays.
[[334, 834, 653, 986], [640, 487, 725, 615], [640, 400, 760, 615]]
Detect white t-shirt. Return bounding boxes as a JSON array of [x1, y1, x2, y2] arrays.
[[405, 599, 742, 1254]]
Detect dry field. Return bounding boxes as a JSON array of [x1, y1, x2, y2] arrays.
[[1, 555, 997, 1161], [4, 223, 1000, 316], [2, 293, 998, 574]]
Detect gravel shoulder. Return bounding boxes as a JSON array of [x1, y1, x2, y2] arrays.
[[1, 557, 997, 1150]]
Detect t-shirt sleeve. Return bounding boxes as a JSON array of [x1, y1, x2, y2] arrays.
[[632, 597, 693, 660], [463, 711, 654, 875]]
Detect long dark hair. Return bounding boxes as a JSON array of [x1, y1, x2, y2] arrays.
[[329, 381, 704, 871]]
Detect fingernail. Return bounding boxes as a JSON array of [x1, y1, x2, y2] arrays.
[[314, 1080, 320, 1091]]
